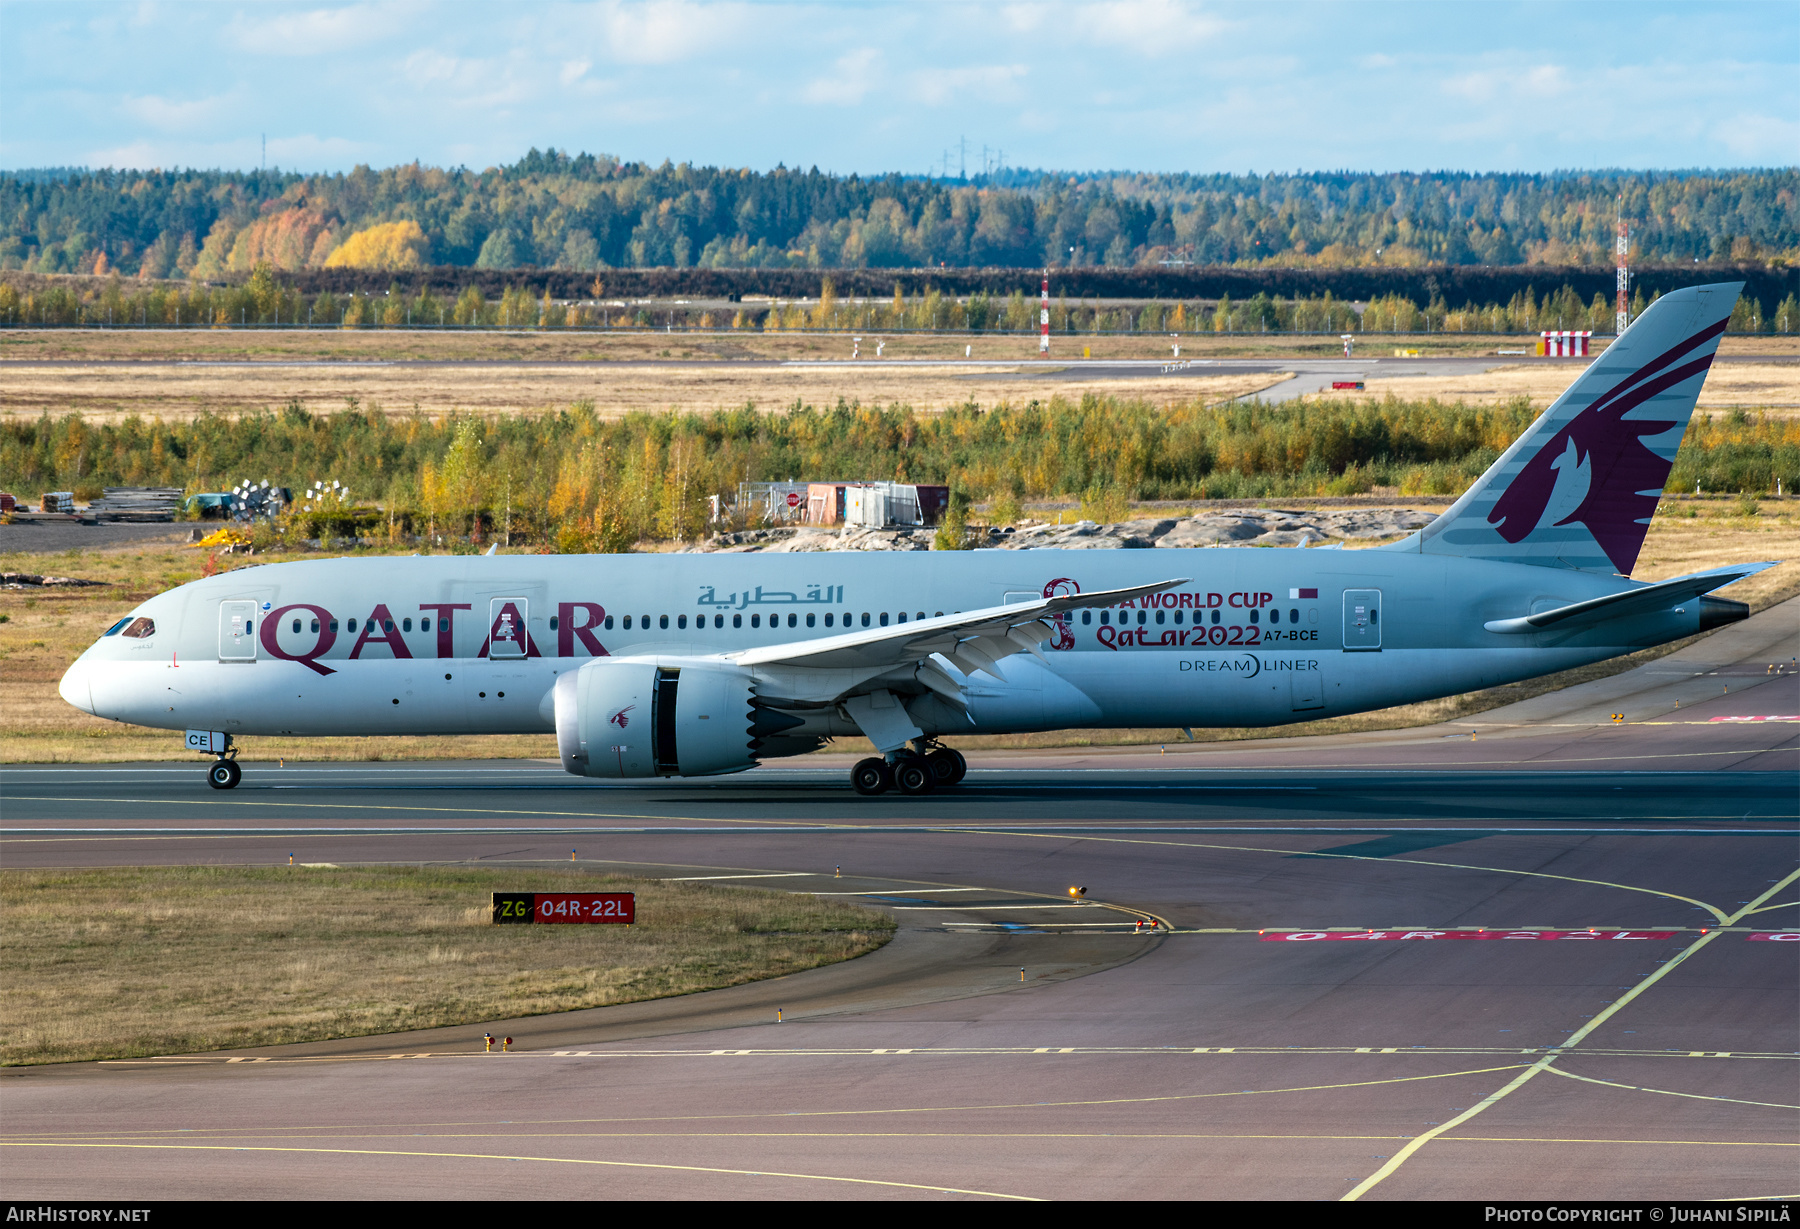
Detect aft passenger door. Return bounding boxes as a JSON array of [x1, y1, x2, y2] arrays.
[[470, 596, 532, 731], [218, 600, 258, 661], [1342, 589, 1382, 651]]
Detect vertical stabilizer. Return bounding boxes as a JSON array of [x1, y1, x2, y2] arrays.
[[1383, 282, 1741, 575]]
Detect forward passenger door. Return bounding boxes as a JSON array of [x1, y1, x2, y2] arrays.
[[218, 600, 258, 661]]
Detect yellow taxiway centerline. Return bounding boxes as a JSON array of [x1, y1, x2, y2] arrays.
[[0, 1141, 1038, 1200], [1340, 865, 1800, 1201]]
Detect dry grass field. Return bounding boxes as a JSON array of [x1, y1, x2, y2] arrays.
[[0, 865, 892, 1066], [2, 326, 1792, 366], [3, 325, 1789, 421], [1345, 361, 1800, 416], [3, 497, 1792, 762], [0, 360, 1296, 420]]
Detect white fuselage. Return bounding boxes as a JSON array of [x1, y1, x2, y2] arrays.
[[60, 548, 1700, 746]]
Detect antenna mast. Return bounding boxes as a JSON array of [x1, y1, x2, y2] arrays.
[[1614, 197, 1630, 336]]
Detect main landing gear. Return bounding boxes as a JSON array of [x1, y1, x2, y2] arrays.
[[850, 741, 967, 796]]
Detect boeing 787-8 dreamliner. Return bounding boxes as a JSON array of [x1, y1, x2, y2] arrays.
[[59, 282, 1771, 795]]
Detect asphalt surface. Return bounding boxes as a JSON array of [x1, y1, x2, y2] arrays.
[[0, 518, 190, 552], [2, 608, 1796, 1200]]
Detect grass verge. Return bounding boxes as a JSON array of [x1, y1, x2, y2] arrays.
[[0, 865, 893, 1066]]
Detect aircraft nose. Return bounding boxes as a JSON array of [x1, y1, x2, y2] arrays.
[[58, 657, 96, 715]]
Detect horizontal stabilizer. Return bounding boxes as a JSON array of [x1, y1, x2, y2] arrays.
[[1482, 562, 1775, 634]]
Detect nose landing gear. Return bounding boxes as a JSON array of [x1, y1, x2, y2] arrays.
[[207, 757, 242, 790], [192, 731, 241, 789]]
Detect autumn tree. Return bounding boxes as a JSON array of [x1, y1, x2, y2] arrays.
[[323, 221, 428, 271], [452, 286, 485, 326]]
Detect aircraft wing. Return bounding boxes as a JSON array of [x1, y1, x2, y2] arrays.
[[730, 577, 1188, 675], [1482, 561, 1777, 634]]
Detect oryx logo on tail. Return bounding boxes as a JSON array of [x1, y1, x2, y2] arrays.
[[1487, 318, 1726, 574], [1395, 283, 1741, 576]]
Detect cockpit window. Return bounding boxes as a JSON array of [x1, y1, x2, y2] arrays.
[[120, 617, 156, 639], [102, 618, 132, 637]]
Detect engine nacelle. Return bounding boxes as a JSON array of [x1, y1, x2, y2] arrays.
[[554, 658, 762, 778]]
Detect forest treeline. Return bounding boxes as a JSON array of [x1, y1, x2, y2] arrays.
[[3, 399, 1790, 550], [3, 155, 1795, 281], [5, 266, 1793, 335]]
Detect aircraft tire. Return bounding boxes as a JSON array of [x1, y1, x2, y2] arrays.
[[894, 758, 936, 796], [927, 749, 965, 787], [208, 759, 241, 790], [851, 757, 892, 796]]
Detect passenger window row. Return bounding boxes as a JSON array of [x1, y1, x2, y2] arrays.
[[1079, 607, 1302, 626], [278, 610, 954, 638], [286, 616, 436, 635], [565, 611, 944, 632], [275, 607, 1309, 640]]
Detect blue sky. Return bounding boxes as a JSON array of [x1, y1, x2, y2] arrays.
[[2, 1, 1795, 175]]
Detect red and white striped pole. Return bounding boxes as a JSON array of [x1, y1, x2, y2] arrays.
[[1615, 199, 1630, 336], [1039, 271, 1050, 355]]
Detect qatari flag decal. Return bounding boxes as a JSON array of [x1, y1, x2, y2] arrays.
[[1288, 588, 1318, 599]]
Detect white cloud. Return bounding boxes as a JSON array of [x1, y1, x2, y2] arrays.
[[911, 64, 1028, 108], [1066, 0, 1230, 54], [402, 49, 465, 86], [804, 48, 880, 105], [83, 136, 346, 170], [227, 2, 416, 57], [599, 0, 752, 65], [266, 133, 375, 168], [1710, 111, 1800, 161], [397, 49, 537, 108], [84, 140, 176, 170], [1441, 63, 1569, 105], [1439, 69, 1498, 104], [123, 92, 231, 132], [1000, 4, 1044, 34], [4, 0, 1791, 176], [1523, 64, 1569, 95], [995, 0, 1228, 54]]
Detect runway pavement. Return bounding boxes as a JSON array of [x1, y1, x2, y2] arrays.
[[2, 612, 1796, 1200]]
